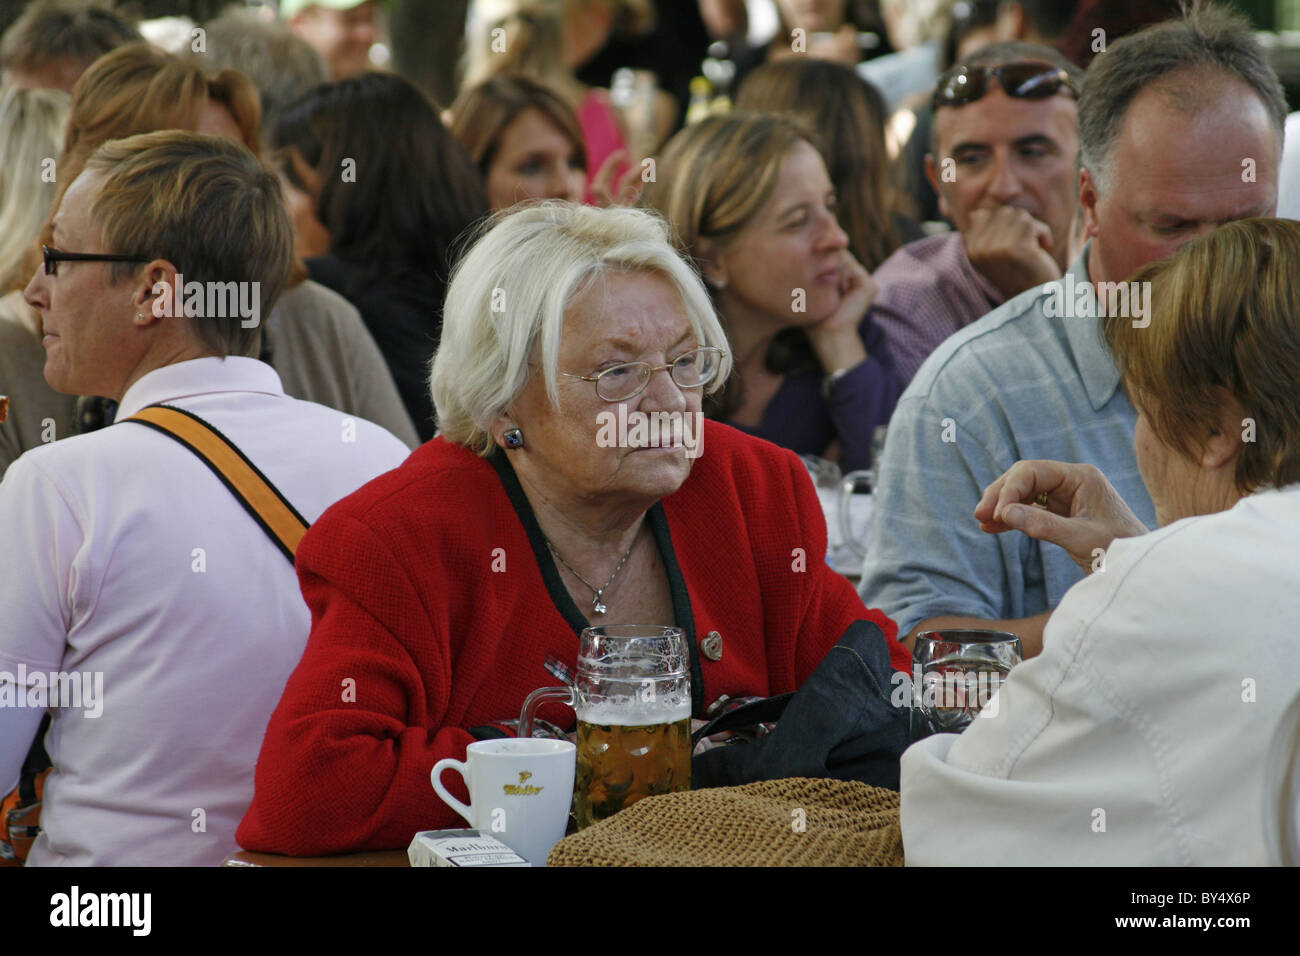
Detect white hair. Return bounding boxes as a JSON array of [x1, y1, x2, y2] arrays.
[[431, 201, 732, 455]]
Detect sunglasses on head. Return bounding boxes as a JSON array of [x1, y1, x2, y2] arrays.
[[932, 61, 1079, 111]]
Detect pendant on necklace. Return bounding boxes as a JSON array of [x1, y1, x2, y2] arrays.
[[593, 593, 607, 615]]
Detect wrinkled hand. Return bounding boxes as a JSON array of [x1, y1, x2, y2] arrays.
[[965, 206, 1061, 300], [974, 460, 1149, 572], [590, 149, 645, 207]]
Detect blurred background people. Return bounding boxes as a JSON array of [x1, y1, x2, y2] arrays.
[[0, 0, 138, 91], [450, 74, 588, 210], [274, 72, 489, 441], [577, 0, 730, 133], [43, 43, 419, 445], [281, 0, 379, 80], [643, 113, 899, 472], [951, 0, 1080, 62], [0, 86, 76, 476], [1057, 0, 1184, 68], [463, 0, 673, 201], [197, 5, 329, 137], [732, 0, 890, 80], [192, 6, 335, 261]]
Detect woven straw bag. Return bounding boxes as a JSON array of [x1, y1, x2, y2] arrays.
[[548, 777, 904, 866]]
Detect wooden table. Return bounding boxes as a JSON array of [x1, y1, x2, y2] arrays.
[[222, 849, 409, 867]]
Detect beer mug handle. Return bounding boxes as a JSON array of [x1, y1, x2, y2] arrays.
[[519, 685, 574, 740], [430, 758, 475, 827]]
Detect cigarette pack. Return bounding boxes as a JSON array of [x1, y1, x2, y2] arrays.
[[407, 829, 531, 867]]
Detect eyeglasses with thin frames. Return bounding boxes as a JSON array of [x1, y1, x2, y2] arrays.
[[42, 245, 150, 277], [560, 346, 724, 402]]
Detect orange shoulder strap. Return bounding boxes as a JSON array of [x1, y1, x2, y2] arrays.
[[124, 404, 308, 563]]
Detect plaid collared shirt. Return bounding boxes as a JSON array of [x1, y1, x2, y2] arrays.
[[869, 231, 1004, 387]]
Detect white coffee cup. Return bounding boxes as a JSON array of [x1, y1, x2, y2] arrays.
[[431, 738, 576, 866]]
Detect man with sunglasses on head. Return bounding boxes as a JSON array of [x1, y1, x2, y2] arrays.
[[870, 42, 1083, 386], [859, 3, 1283, 662]]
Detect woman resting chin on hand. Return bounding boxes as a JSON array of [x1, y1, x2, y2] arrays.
[[643, 114, 901, 473]]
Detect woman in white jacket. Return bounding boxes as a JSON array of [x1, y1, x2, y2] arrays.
[[902, 216, 1300, 865]]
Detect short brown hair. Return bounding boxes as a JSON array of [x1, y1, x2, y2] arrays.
[[62, 42, 261, 183], [1104, 217, 1300, 495], [449, 74, 587, 178], [82, 131, 294, 358], [0, 0, 138, 77]]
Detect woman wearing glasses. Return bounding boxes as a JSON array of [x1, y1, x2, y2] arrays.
[[236, 202, 909, 854], [642, 113, 900, 472]]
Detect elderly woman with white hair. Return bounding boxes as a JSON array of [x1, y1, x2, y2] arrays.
[[237, 201, 909, 855]]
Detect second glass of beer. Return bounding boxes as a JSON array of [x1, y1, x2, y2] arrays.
[[520, 625, 691, 829]]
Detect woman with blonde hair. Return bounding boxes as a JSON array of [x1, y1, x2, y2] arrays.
[[735, 58, 923, 272], [41, 42, 418, 445], [0, 85, 76, 475], [642, 113, 900, 472]]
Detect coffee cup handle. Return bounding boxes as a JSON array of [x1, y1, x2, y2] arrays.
[[430, 758, 475, 826]]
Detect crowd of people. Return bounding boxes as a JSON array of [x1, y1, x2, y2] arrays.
[[0, 0, 1297, 868]]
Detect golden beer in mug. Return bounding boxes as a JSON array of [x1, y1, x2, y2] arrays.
[[575, 710, 692, 828], [521, 625, 692, 830]]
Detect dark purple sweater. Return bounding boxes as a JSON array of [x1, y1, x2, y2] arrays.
[[725, 313, 900, 473]]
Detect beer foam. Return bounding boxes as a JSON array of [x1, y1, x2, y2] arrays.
[[581, 700, 691, 727]]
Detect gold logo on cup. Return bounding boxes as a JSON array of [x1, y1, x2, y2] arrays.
[[503, 769, 544, 796]]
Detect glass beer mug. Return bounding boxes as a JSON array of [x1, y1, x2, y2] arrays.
[[520, 625, 691, 829]]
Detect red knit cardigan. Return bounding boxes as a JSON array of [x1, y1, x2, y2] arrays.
[[237, 422, 906, 855]]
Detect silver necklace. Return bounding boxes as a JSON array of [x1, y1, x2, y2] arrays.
[[546, 538, 636, 615]]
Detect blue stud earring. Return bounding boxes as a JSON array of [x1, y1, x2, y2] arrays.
[[504, 428, 524, 449]]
